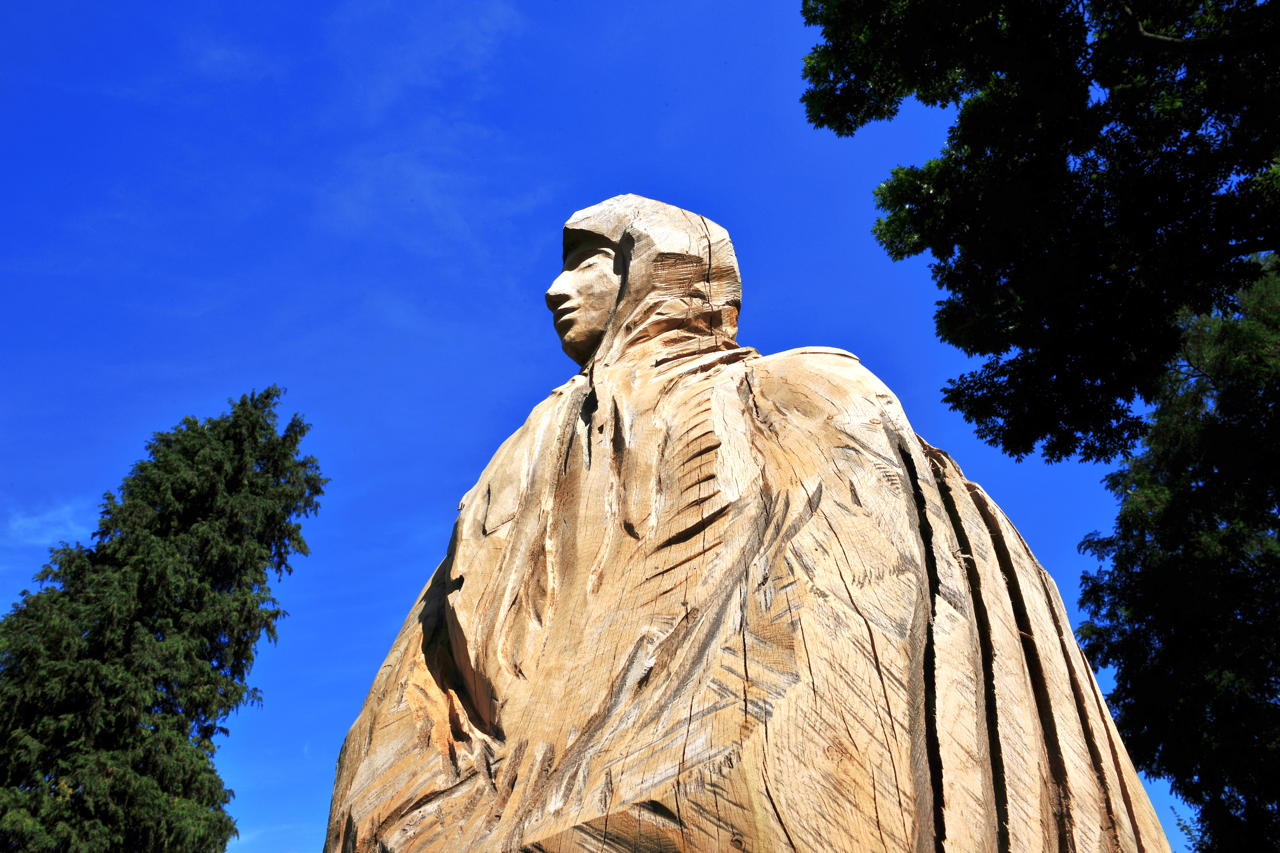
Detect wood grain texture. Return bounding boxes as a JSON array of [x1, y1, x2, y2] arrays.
[[325, 195, 1169, 853]]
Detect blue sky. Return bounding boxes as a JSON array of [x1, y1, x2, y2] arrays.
[[1, 2, 1190, 850]]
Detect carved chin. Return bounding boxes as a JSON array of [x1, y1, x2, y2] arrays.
[[560, 328, 604, 365]]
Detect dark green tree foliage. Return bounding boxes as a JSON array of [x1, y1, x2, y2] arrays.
[[803, 2, 1280, 847], [0, 388, 325, 853], [802, 0, 1280, 461], [1080, 263, 1280, 851]]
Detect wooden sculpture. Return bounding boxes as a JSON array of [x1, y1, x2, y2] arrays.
[[325, 194, 1170, 852]]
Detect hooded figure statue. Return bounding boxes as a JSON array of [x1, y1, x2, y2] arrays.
[[325, 195, 1169, 853]]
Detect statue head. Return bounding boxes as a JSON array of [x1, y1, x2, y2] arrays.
[[545, 194, 742, 366]]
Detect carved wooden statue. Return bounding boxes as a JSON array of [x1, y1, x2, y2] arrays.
[[325, 195, 1170, 852]]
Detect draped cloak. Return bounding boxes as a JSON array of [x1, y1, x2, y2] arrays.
[[325, 195, 1169, 853]]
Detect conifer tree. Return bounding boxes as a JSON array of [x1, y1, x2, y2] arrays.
[[0, 387, 326, 853], [1080, 262, 1280, 850]]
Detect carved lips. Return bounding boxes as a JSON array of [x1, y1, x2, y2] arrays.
[[552, 304, 577, 333]]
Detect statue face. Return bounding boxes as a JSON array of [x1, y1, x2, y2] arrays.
[[545, 238, 622, 365]]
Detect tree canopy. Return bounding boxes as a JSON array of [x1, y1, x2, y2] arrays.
[[1080, 261, 1280, 850], [802, 1, 1279, 848], [802, 0, 1279, 462], [0, 387, 326, 853]]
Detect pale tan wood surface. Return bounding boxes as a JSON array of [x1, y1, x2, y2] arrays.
[[325, 195, 1169, 853]]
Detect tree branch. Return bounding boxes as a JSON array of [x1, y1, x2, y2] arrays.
[[1120, 5, 1221, 48], [1118, 4, 1276, 52]]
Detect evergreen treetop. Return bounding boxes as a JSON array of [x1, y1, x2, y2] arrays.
[[0, 386, 326, 853]]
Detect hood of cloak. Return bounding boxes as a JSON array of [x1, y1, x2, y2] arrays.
[[563, 193, 742, 368]]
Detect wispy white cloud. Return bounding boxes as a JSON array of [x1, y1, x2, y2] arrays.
[[310, 0, 539, 259], [363, 287, 450, 334], [316, 131, 498, 257], [186, 40, 282, 83], [5, 503, 94, 548], [226, 822, 313, 851], [94, 35, 283, 105], [326, 0, 523, 124]]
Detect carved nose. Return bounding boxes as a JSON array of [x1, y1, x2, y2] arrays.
[[545, 281, 572, 312]]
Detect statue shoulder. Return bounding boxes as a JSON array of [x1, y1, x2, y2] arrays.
[[458, 375, 586, 513], [748, 346, 906, 421]]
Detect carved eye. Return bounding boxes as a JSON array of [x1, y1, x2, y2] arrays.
[[567, 247, 612, 270]]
